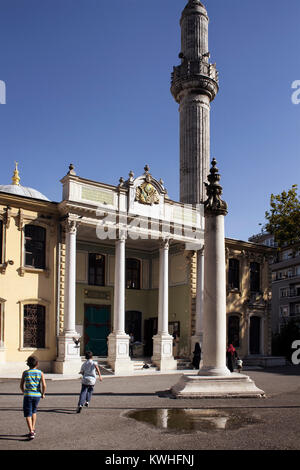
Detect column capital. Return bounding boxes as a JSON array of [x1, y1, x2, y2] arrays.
[[160, 237, 171, 250], [63, 215, 81, 234], [117, 231, 127, 242]]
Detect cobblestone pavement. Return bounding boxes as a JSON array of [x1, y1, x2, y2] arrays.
[[0, 366, 299, 456]]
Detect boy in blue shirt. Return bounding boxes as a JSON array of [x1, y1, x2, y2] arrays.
[[20, 355, 46, 439]]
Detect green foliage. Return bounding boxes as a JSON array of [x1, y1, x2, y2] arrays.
[[265, 184, 300, 248], [272, 319, 300, 361]]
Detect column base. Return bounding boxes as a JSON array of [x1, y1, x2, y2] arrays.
[[53, 333, 82, 375], [171, 373, 265, 398], [107, 332, 134, 375], [152, 333, 177, 371], [198, 365, 232, 377]]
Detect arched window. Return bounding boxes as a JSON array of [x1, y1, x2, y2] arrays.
[[24, 225, 46, 269], [126, 258, 141, 289], [228, 259, 239, 290], [228, 315, 240, 348], [23, 304, 46, 348]]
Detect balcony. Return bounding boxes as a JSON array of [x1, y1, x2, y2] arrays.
[[280, 289, 300, 299]]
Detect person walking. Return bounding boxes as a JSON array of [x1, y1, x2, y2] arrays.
[[77, 351, 102, 413], [129, 332, 134, 358], [20, 355, 46, 439], [236, 357, 243, 373], [191, 342, 201, 369], [226, 343, 237, 372]]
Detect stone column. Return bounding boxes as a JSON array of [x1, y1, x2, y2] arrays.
[[64, 220, 78, 334], [113, 235, 126, 334], [191, 248, 204, 358], [107, 234, 133, 374], [200, 187, 230, 376], [171, 160, 265, 397], [54, 218, 82, 375], [152, 239, 177, 371]]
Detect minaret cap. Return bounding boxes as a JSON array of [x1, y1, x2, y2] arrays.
[[181, 0, 207, 19], [12, 161, 20, 186]]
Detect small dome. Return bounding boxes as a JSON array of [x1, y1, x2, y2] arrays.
[[0, 184, 50, 201], [0, 162, 50, 201]]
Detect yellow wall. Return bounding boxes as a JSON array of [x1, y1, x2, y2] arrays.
[[225, 240, 272, 358], [0, 198, 58, 372]]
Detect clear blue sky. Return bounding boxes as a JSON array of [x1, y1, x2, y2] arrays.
[[0, 0, 299, 241]]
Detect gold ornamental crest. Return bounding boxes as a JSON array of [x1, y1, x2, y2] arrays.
[[136, 181, 159, 205]]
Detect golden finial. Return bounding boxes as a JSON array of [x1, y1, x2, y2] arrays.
[[12, 161, 20, 185]]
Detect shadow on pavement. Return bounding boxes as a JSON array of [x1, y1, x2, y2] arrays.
[[0, 434, 31, 442], [250, 366, 300, 376], [0, 391, 170, 397]]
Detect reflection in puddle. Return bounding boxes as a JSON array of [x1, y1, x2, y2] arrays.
[[127, 408, 261, 433]]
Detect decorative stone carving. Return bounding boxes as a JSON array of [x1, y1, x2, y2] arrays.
[[4, 206, 11, 228], [17, 208, 24, 231], [67, 163, 76, 176], [135, 181, 159, 205], [204, 159, 228, 215], [62, 216, 81, 234]]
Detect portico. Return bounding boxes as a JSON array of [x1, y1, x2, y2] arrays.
[[54, 164, 204, 374]]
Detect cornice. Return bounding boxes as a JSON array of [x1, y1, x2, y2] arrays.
[[0, 192, 59, 215]]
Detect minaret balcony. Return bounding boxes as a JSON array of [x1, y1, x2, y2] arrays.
[[171, 59, 219, 102], [172, 59, 218, 83]]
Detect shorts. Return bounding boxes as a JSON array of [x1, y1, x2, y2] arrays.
[[23, 396, 40, 417]]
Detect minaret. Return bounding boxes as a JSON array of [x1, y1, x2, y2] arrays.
[[171, 0, 219, 204]]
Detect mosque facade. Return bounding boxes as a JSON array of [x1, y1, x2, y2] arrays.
[[0, 1, 274, 375]]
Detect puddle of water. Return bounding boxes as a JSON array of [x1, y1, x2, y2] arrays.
[[126, 409, 261, 433]]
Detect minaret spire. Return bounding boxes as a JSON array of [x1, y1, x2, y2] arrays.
[[171, 0, 219, 204]]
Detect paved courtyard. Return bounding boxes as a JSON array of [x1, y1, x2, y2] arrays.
[[0, 366, 299, 454]]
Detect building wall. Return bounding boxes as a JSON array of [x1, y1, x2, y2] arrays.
[[0, 199, 274, 373], [0, 198, 59, 373], [225, 239, 273, 358], [271, 245, 300, 333]]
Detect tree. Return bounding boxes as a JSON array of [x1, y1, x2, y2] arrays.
[[265, 184, 300, 248]]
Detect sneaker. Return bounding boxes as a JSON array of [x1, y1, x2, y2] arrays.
[[28, 431, 35, 439], [84, 402, 89, 408], [76, 406, 82, 413]]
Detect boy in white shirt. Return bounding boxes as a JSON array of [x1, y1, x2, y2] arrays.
[[77, 351, 102, 413], [236, 357, 243, 373]]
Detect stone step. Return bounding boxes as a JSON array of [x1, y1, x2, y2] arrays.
[[90, 357, 156, 373]]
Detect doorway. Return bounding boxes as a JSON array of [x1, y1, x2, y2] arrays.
[[84, 304, 111, 356], [250, 316, 261, 355], [125, 311, 142, 342], [143, 317, 158, 357]]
